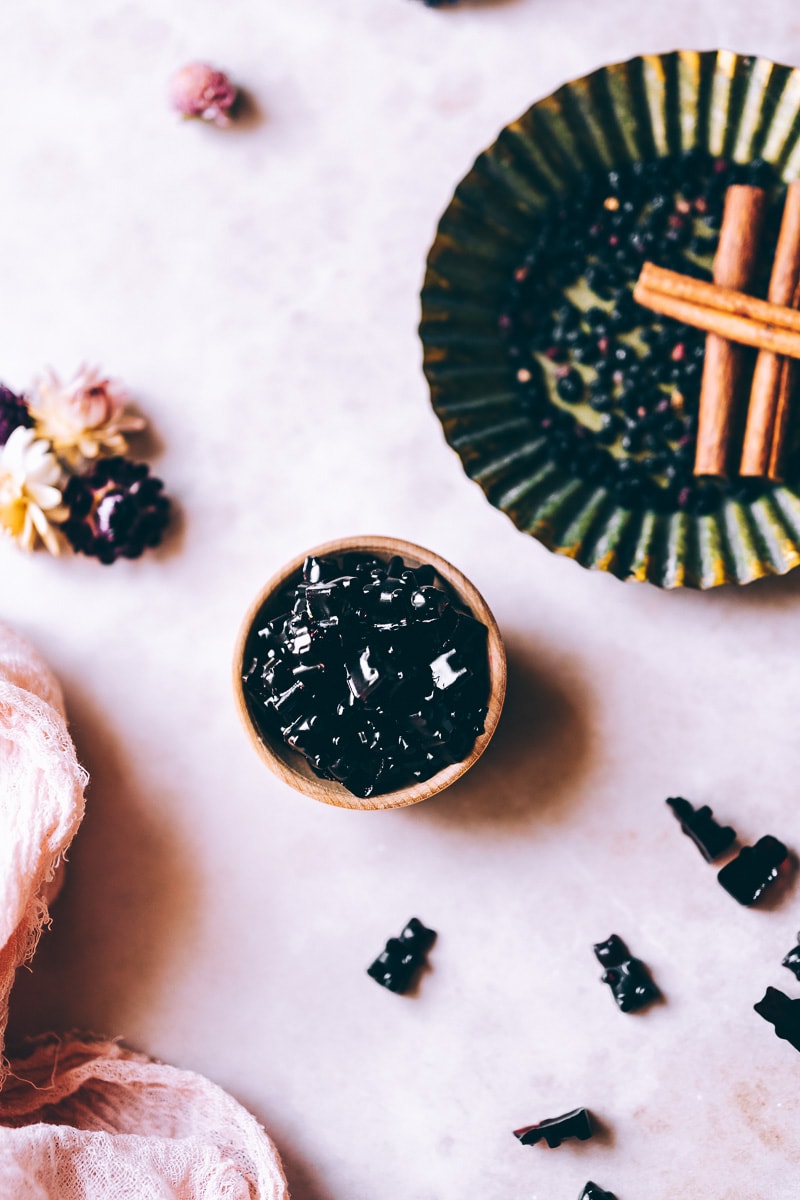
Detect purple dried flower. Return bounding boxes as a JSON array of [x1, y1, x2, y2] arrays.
[[0, 385, 33, 446], [62, 458, 170, 565], [170, 62, 238, 126]]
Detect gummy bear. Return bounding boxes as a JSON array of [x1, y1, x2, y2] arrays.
[[717, 836, 788, 905], [666, 796, 736, 862], [514, 1108, 593, 1148], [593, 934, 659, 1013], [367, 918, 436, 994]]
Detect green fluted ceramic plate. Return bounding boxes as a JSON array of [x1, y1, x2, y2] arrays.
[[420, 50, 800, 589]]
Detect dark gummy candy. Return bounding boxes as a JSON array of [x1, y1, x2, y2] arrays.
[[754, 987, 800, 1053], [593, 934, 659, 1013], [717, 836, 789, 905], [783, 933, 800, 980], [580, 1185, 617, 1200], [513, 1107, 593, 1148], [242, 553, 490, 798], [666, 796, 737, 862], [367, 917, 436, 994]]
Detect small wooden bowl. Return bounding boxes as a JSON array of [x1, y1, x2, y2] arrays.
[[233, 535, 507, 811]]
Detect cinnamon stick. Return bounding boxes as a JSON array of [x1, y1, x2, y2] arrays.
[[633, 282, 800, 358], [694, 185, 768, 477], [635, 262, 800, 335], [768, 272, 800, 481], [768, 357, 795, 481], [740, 182, 800, 477]]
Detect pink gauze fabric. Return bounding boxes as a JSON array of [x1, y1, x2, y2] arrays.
[[0, 623, 289, 1199]]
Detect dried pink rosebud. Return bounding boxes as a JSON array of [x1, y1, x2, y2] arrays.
[[170, 62, 238, 127]]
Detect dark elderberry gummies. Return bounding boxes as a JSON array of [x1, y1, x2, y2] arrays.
[[783, 933, 800, 981], [593, 934, 659, 1013], [666, 796, 736, 862], [367, 918, 436, 994], [513, 1108, 593, 1148], [580, 1184, 617, 1200], [717, 836, 789, 905], [242, 553, 491, 798], [754, 987, 800, 1054]]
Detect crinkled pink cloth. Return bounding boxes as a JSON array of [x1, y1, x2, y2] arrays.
[[0, 624, 289, 1199]]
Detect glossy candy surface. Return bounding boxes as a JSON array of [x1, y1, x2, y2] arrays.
[[717, 836, 788, 905], [366, 918, 436, 995], [513, 1108, 593, 1148], [782, 933, 800, 980], [594, 934, 659, 1013], [666, 796, 737, 862], [754, 987, 800, 1053], [580, 1185, 617, 1200], [242, 553, 490, 798]]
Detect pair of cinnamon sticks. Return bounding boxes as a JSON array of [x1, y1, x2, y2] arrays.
[[634, 182, 800, 481]]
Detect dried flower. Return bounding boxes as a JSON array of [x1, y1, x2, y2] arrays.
[[29, 366, 146, 464], [62, 458, 170, 565], [170, 62, 238, 126], [0, 384, 33, 446], [0, 427, 64, 555]]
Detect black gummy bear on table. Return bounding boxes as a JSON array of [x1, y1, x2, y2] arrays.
[[783, 933, 800, 980], [243, 553, 490, 798], [754, 987, 800, 1054], [593, 934, 659, 1013], [367, 918, 436, 995], [666, 796, 737, 862], [580, 1185, 617, 1200], [717, 836, 789, 905], [513, 1107, 593, 1148]]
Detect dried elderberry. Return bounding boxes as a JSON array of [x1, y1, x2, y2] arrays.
[[503, 150, 787, 514], [514, 1108, 593, 1148], [242, 553, 490, 798], [367, 918, 436, 994], [593, 934, 659, 1013], [717, 836, 789, 905], [666, 796, 737, 862]]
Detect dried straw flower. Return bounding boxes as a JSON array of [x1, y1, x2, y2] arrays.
[[62, 458, 170, 565], [0, 427, 64, 555], [29, 366, 146, 464]]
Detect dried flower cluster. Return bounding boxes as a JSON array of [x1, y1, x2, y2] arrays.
[[0, 367, 170, 563]]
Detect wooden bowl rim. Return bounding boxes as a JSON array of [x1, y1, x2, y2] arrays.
[[232, 535, 507, 810]]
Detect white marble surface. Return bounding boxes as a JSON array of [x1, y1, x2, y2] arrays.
[[6, 2, 800, 1198]]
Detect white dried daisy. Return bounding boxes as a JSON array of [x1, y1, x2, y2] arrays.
[[0, 427, 64, 555], [29, 365, 146, 464]]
